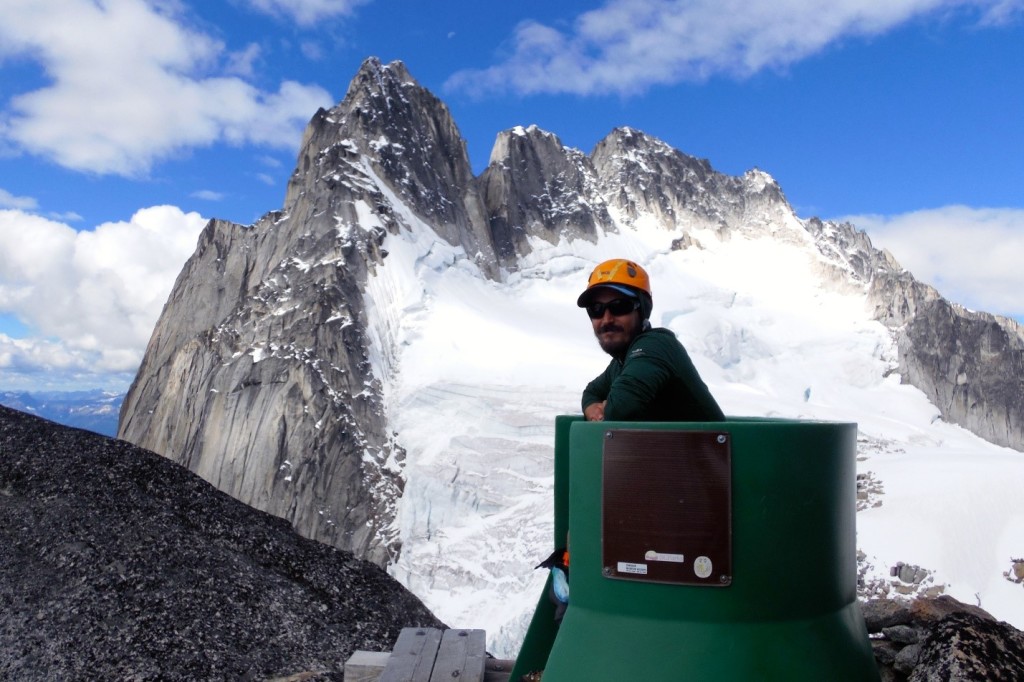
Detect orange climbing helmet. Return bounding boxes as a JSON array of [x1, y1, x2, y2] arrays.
[[576, 258, 652, 309]]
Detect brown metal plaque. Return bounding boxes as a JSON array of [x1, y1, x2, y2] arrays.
[[602, 429, 732, 586]]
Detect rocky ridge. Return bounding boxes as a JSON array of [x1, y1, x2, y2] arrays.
[[481, 124, 613, 263], [0, 405, 442, 681], [805, 218, 1024, 452]]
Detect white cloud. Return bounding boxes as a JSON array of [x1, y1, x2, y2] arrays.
[[843, 205, 1024, 319], [300, 41, 325, 61], [48, 211, 84, 223], [225, 42, 263, 78], [0, 188, 38, 211], [0, 0, 332, 176], [0, 206, 208, 387], [446, 0, 1023, 96], [191, 189, 225, 201], [241, 0, 370, 26]]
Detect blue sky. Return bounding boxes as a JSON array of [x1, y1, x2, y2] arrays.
[[1, 0, 1022, 391]]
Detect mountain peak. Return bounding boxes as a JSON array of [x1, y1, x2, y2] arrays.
[[349, 57, 416, 94]]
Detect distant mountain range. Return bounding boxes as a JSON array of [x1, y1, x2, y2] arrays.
[[0, 390, 124, 437]]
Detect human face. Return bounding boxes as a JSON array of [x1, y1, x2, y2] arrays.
[[588, 289, 642, 357]]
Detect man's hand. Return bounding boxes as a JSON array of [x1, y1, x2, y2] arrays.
[[584, 401, 606, 421]]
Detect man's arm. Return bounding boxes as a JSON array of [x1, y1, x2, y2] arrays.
[[602, 333, 725, 422], [582, 366, 613, 420], [602, 352, 672, 420]]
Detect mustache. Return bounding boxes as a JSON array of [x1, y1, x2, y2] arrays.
[[597, 323, 624, 334]]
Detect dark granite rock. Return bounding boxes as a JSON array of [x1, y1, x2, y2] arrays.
[[863, 597, 918, 630], [863, 596, 1024, 681], [883, 625, 920, 645], [910, 612, 1024, 681], [0, 405, 443, 681]]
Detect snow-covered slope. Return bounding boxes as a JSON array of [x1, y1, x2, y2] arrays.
[[366, 207, 1024, 657]]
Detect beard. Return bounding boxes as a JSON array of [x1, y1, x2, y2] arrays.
[[595, 322, 636, 357]]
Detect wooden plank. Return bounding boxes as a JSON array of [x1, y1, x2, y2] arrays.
[[344, 650, 391, 682], [379, 628, 443, 682], [429, 629, 486, 682]]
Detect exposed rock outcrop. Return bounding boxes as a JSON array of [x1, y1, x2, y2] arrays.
[[863, 596, 1024, 681], [0, 405, 442, 681], [118, 59, 452, 565], [591, 127, 797, 240], [481, 125, 614, 264], [805, 217, 1024, 451], [118, 205, 402, 564], [898, 300, 1024, 451], [285, 58, 497, 275]]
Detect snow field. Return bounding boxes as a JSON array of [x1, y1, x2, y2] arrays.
[[364, 204, 1024, 657]]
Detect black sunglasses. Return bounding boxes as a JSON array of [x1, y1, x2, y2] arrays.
[[585, 298, 640, 319]]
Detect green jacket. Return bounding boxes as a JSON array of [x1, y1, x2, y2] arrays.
[[582, 327, 725, 422]]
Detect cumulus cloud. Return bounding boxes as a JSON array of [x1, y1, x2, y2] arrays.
[[0, 206, 208, 388], [241, 0, 370, 26], [446, 0, 1023, 97], [0, 0, 332, 176], [843, 206, 1024, 319]]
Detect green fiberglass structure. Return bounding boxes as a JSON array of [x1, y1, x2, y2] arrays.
[[510, 416, 880, 681]]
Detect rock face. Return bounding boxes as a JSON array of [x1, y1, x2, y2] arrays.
[[480, 125, 613, 263], [0, 405, 443, 681], [863, 596, 1024, 681], [284, 59, 497, 276], [898, 300, 1024, 452], [118, 59, 432, 566], [805, 218, 1024, 452], [591, 127, 795, 239], [119, 56, 1024, 571]]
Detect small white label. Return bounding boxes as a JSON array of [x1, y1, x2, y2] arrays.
[[694, 556, 713, 579], [644, 550, 685, 563], [617, 562, 648, 575]]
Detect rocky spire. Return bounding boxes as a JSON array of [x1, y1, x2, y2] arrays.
[[480, 125, 614, 264], [285, 57, 498, 274], [590, 127, 795, 238]]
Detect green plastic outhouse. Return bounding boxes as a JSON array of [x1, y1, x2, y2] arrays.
[[511, 416, 880, 681]]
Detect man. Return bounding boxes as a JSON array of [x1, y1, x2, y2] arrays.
[[578, 258, 725, 422]]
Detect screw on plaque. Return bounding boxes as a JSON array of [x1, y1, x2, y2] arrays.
[[603, 566, 613, 576], [719, 574, 732, 585], [717, 434, 727, 444], [606, 431, 613, 439]]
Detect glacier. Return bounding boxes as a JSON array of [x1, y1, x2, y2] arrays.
[[364, 189, 1024, 657]]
